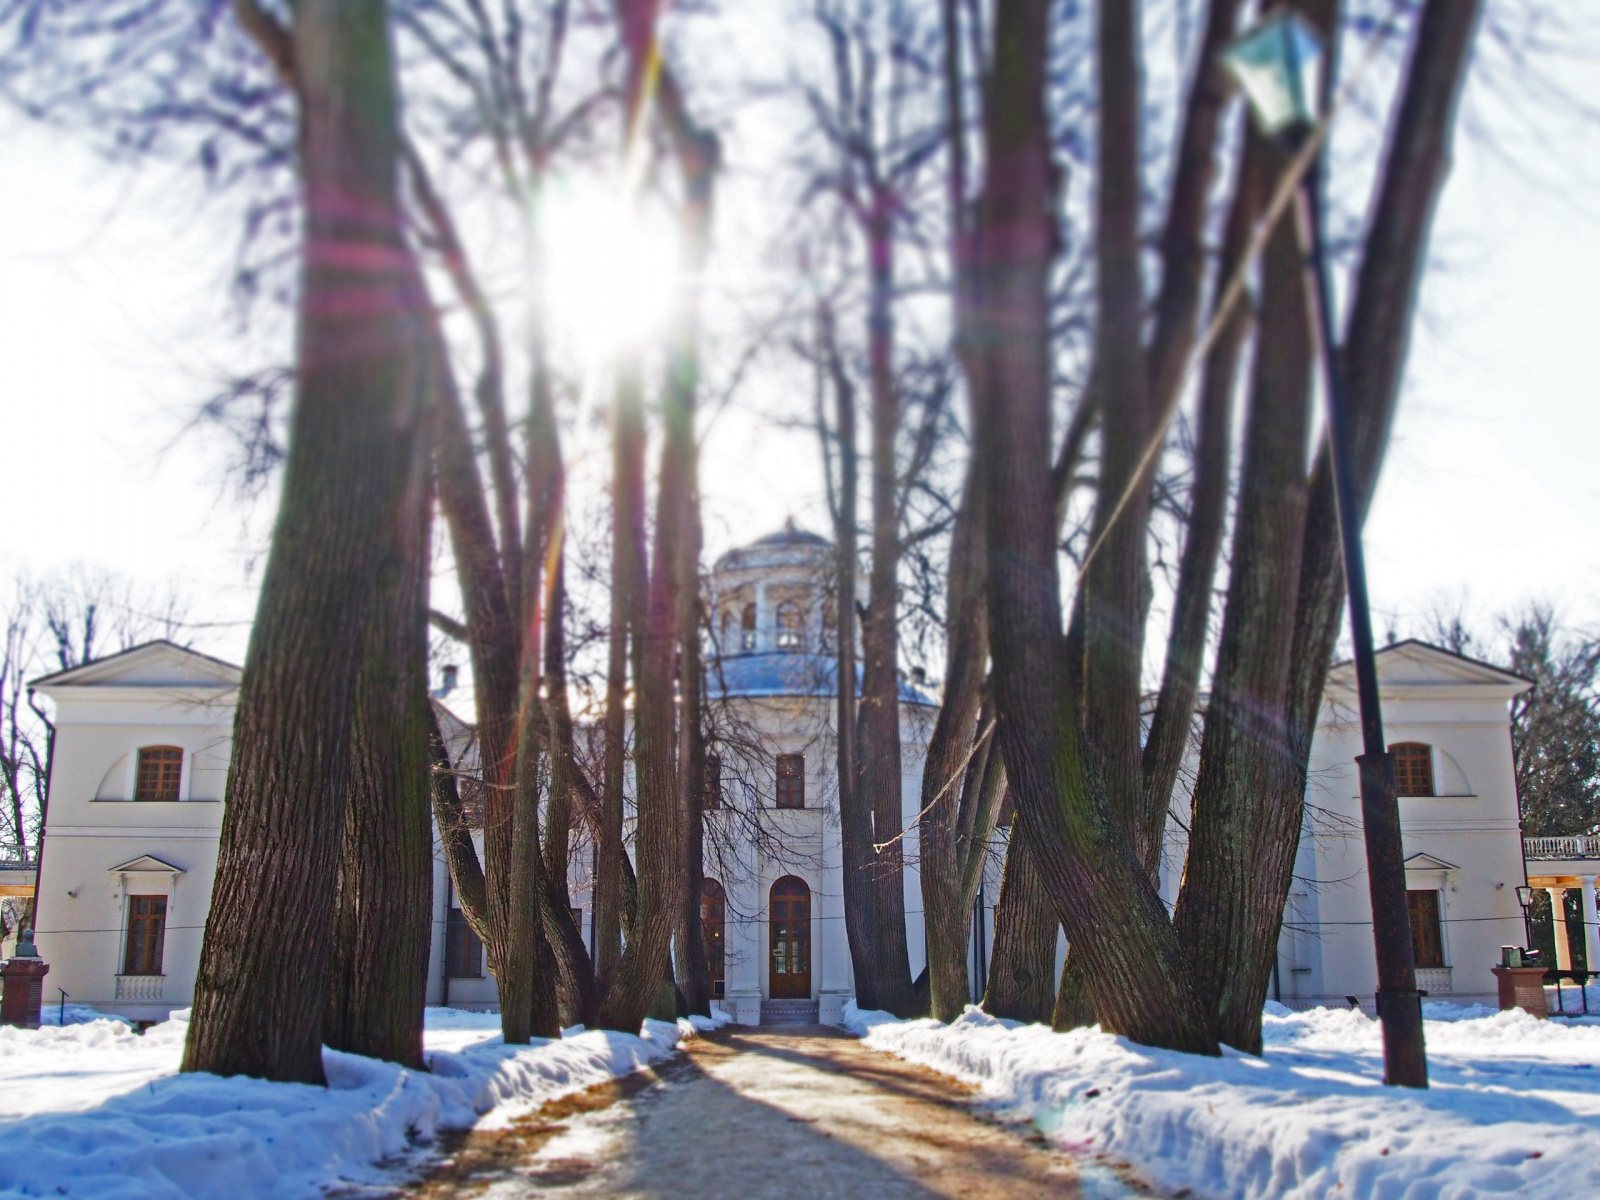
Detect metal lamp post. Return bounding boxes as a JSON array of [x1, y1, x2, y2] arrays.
[[1223, 9, 1428, 1089], [1516, 885, 1536, 951]]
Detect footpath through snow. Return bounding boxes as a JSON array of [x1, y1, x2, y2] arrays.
[[846, 1000, 1600, 1200], [0, 1005, 728, 1200]]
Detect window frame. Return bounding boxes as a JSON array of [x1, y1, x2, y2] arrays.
[[740, 602, 758, 651], [135, 746, 184, 803], [1391, 742, 1435, 798], [775, 753, 806, 809], [775, 601, 804, 652], [445, 906, 485, 979], [123, 894, 168, 976], [1406, 888, 1445, 968]]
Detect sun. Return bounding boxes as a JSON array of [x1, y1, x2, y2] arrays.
[[540, 178, 680, 370]]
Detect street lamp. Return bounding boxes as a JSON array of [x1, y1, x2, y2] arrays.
[[1223, 9, 1428, 1090], [1516, 885, 1536, 949]]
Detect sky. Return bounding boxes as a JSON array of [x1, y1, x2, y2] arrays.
[[1, 15, 1598, 677]]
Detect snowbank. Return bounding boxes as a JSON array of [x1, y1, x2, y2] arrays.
[[0, 1007, 695, 1200], [844, 1000, 1600, 1200]]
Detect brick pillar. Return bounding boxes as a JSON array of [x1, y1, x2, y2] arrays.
[[2, 942, 49, 1029]]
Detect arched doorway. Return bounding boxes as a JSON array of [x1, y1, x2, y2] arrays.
[[702, 878, 726, 1000], [769, 876, 811, 999]]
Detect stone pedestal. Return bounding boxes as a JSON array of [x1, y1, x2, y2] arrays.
[[1492, 965, 1548, 1018], [1, 957, 49, 1028]]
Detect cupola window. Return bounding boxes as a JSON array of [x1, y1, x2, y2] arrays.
[[740, 602, 757, 651], [776, 601, 804, 652]]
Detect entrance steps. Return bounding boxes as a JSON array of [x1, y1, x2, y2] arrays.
[[760, 998, 819, 1025]]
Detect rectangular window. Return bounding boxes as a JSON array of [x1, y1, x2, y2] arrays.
[[446, 907, 484, 978], [704, 754, 723, 811], [775, 753, 805, 809], [135, 747, 183, 802], [1407, 889, 1444, 968], [124, 894, 167, 975]]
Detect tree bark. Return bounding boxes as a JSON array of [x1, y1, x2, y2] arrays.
[[983, 816, 1057, 1024], [324, 428, 435, 1069], [859, 194, 917, 1017], [968, 0, 1215, 1054], [824, 313, 878, 1012], [1174, 122, 1315, 1054], [183, 0, 428, 1084], [919, 458, 990, 1021]]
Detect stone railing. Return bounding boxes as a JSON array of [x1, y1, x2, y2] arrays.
[[114, 974, 164, 1002], [0, 844, 34, 871], [1415, 966, 1453, 995], [1524, 835, 1600, 861]]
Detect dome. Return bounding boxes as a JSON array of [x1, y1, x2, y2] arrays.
[[712, 519, 832, 574]]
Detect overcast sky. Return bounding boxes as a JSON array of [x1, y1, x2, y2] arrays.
[[1, 18, 1597, 675]]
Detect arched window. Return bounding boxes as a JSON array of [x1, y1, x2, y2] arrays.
[[704, 753, 723, 811], [775, 601, 804, 651], [1391, 743, 1434, 797], [740, 602, 757, 651], [135, 747, 183, 802], [769, 876, 811, 999], [702, 878, 726, 999]]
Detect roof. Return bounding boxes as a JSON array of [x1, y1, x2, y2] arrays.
[[713, 520, 833, 574], [707, 652, 937, 706], [1327, 639, 1533, 693], [30, 640, 243, 690]]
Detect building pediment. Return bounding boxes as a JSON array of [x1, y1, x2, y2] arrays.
[[1328, 640, 1532, 696], [31, 641, 242, 691], [1403, 851, 1459, 873], [108, 855, 186, 875]]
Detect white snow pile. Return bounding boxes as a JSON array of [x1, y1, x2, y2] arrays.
[[845, 999, 1600, 1200], [0, 1005, 699, 1200]]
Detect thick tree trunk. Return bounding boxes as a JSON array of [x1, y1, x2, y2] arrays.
[[183, 0, 427, 1084], [859, 197, 917, 1017], [1174, 124, 1316, 1054], [823, 316, 878, 1012], [983, 817, 1057, 1024], [1177, 0, 1481, 1054], [597, 364, 648, 993], [324, 436, 435, 1069], [968, 0, 1215, 1054], [919, 460, 990, 1021]]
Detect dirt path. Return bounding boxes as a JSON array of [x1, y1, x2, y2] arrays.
[[409, 1026, 1145, 1199]]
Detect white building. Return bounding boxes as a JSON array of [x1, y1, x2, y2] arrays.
[[23, 529, 1539, 1024]]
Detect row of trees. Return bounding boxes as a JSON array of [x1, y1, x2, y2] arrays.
[[0, 0, 1519, 1080]]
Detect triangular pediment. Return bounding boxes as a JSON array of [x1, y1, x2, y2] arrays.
[[1328, 640, 1532, 694], [31, 641, 242, 690], [1404, 851, 1459, 873], [108, 854, 186, 875]]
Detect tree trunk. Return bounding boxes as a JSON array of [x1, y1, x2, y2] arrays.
[[968, 0, 1215, 1054], [983, 817, 1057, 1024], [183, 0, 427, 1084], [1139, 135, 1262, 873], [859, 195, 916, 1017], [1174, 122, 1315, 1054], [919, 458, 989, 1021], [324, 431, 435, 1069]]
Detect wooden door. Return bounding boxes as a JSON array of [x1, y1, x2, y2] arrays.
[[702, 878, 726, 999], [770, 876, 811, 999]]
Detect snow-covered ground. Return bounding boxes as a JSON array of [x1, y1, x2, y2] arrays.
[[0, 1004, 729, 1200], [845, 1000, 1600, 1200]]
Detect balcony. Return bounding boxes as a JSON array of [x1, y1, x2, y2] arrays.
[[115, 974, 164, 1002], [1525, 836, 1600, 861], [1415, 966, 1452, 995]]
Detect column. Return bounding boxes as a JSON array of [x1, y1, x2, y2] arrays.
[[1581, 877, 1600, 974], [1548, 887, 1573, 971]]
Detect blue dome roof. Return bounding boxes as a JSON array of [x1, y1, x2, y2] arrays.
[[706, 652, 937, 706]]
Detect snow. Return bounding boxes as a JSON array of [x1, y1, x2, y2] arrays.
[[844, 999, 1600, 1200], [0, 1006, 700, 1200]]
